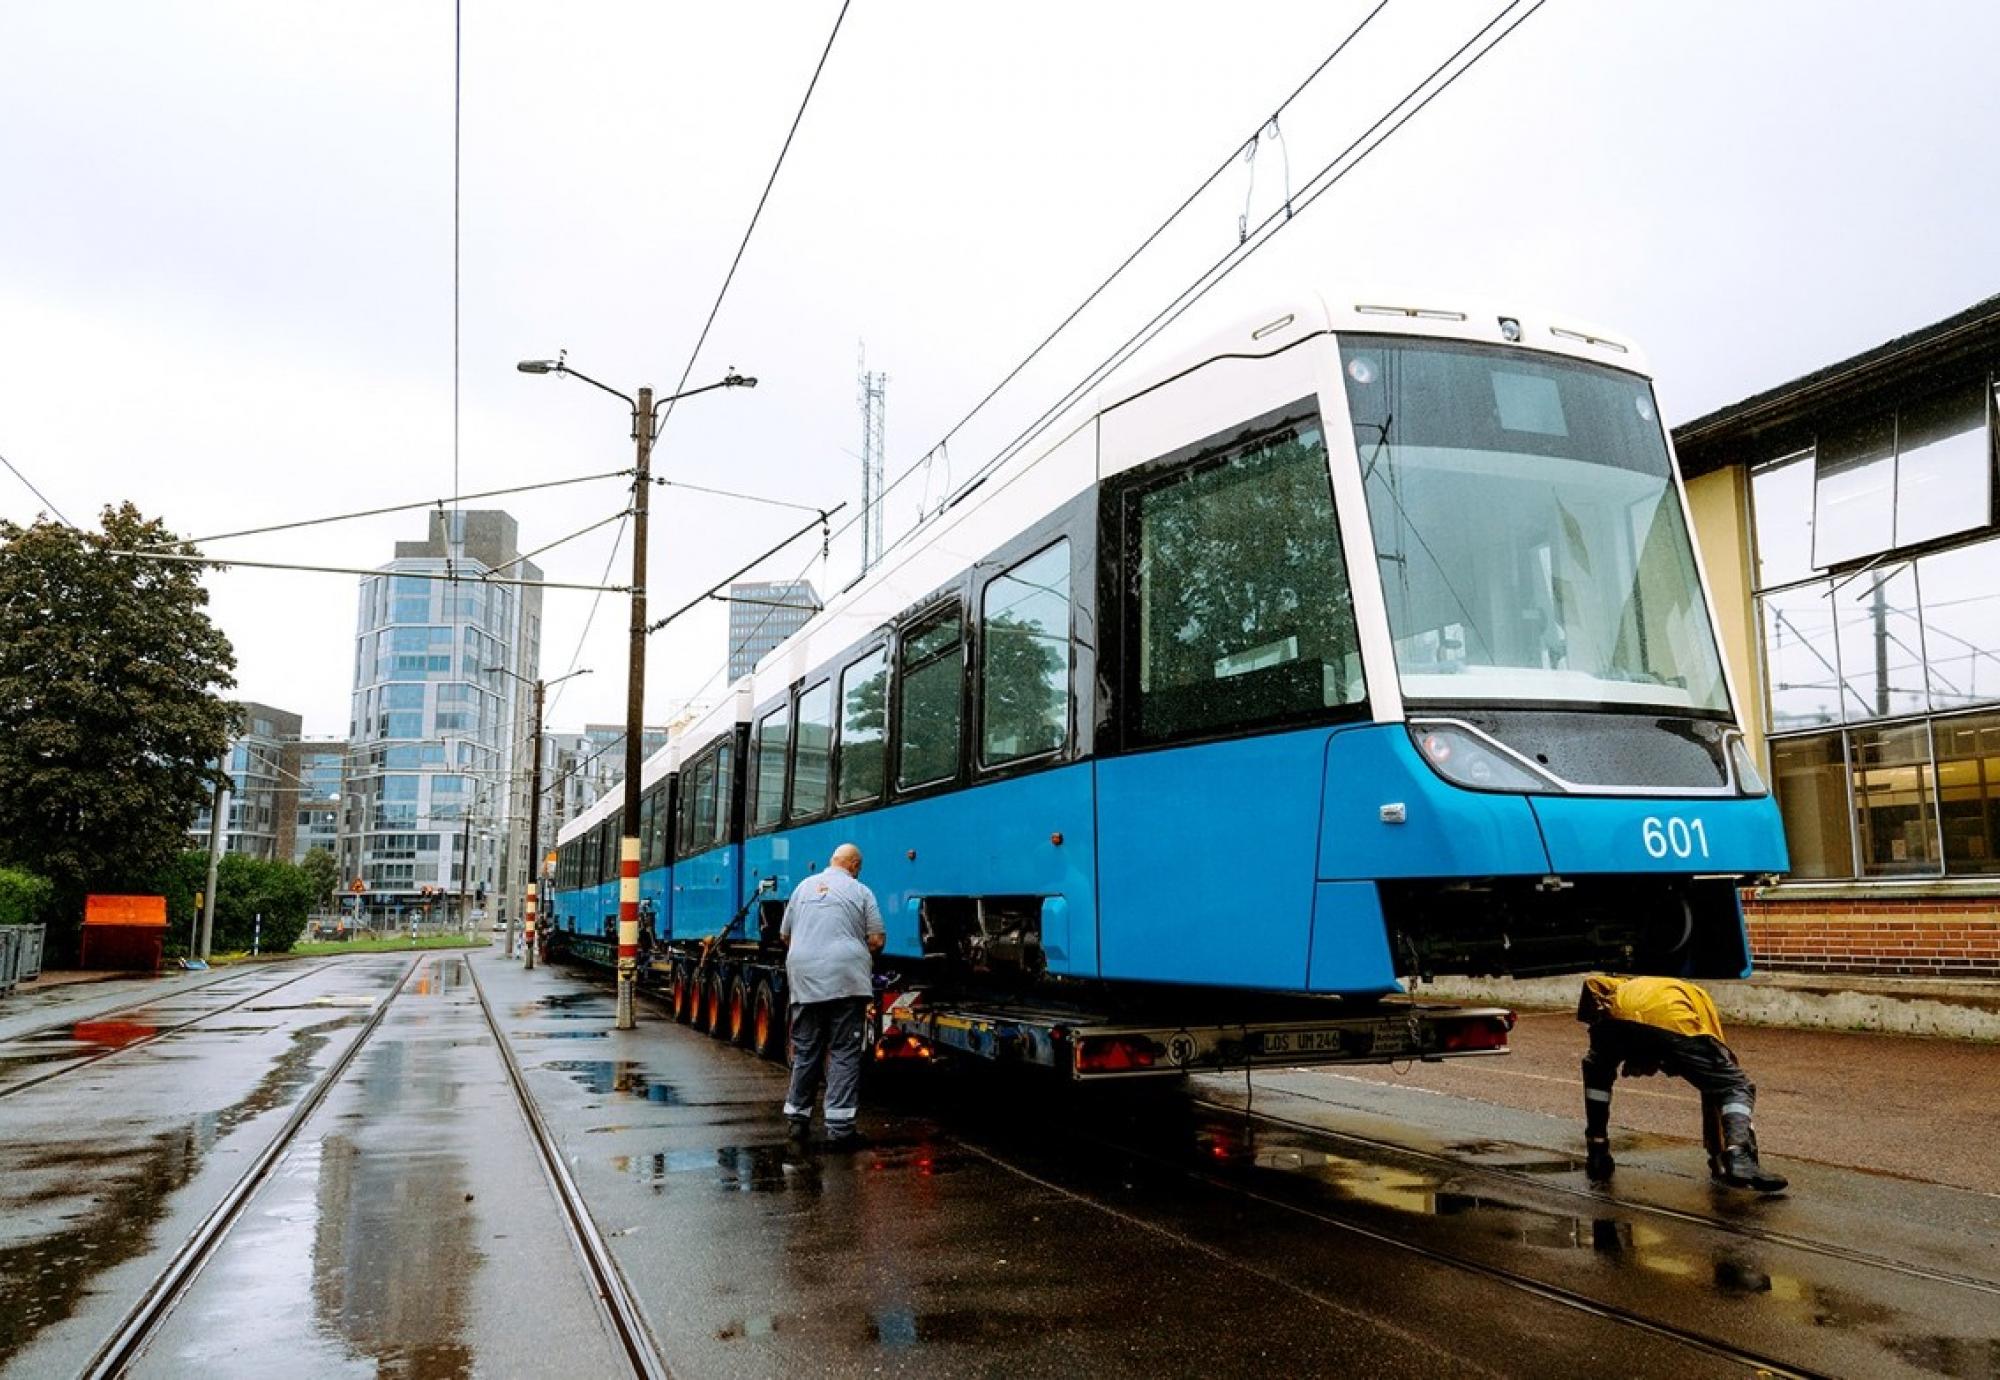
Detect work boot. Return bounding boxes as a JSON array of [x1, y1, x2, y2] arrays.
[[1584, 1134, 1615, 1183], [785, 1116, 812, 1143], [1713, 1116, 1788, 1194]]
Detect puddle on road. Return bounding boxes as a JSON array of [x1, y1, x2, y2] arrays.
[[545, 1060, 683, 1101], [612, 1144, 822, 1196], [0, 1011, 360, 1367], [867, 1308, 1041, 1347], [512, 1030, 608, 1041], [1192, 1121, 2000, 1373]]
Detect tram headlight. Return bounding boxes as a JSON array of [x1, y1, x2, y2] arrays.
[[1409, 723, 1559, 794], [1727, 735, 1769, 796]]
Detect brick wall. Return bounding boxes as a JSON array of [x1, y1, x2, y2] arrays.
[[1742, 894, 2000, 977]]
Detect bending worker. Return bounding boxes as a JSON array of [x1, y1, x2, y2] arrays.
[[780, 843, 884, 1150], [1577, 975, 1787, 1194]]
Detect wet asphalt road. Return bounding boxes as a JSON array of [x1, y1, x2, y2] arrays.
[[2, 949, 1997, 1378]]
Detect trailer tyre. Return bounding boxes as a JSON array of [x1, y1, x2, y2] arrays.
[[702, 969, 729, 1038], [750, 979, 785, 1062], [726, 974, 754, 1047], [670, 962, 695, 1024]]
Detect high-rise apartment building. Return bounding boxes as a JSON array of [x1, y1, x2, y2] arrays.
[[726, 579, 818, 680], [292, 739, 347, 863], [342, 511, 541, 923], [191, 701, 303, 860]]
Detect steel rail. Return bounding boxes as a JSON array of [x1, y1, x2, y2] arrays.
[[80, 955, 422, 1380], [0, 962, 329, 1100], [965, 1120, 1828, 1380], [1193, 1093, 2000, 1300], [463, 954, 671, 1380]]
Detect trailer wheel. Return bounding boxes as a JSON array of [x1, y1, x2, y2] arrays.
[[750, 979, 785, 1062], [669, 962, 695, 1024], [702, 969, 729, 1038], [726, 974, 754, 1046]]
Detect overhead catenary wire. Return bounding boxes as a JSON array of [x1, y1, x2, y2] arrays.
[[654, 0, 853, 441], [137, 469, 632, 552], [0, 448, 76, 528], [547, 512, 629, 721], [484, 506, 634, 580], [654, 0, 1548, 728], [109, 550, 628, 593], [897, 0, 1553, 544]]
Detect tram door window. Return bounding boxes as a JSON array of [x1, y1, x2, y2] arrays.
[[790, 681, 834, 821], [753, 706, 789, 831], [836, 647, 888, 806], [981, 539, 1072, 765], [897, 604, 965, 789], [640, 784, 668, 870], [1118, 407, 1363, 746]]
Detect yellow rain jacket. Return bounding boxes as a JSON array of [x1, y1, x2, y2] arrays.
[[1578, 976, 1725, 1042]]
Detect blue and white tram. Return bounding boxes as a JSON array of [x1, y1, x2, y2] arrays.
[[552, 290, 1787, 1016]]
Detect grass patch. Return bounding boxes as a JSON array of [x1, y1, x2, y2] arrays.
[[292, 933, 491, 957]]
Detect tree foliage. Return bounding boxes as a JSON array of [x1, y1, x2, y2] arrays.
[[0, 506, 237, 946], [0, 866, 53, 927], [299, 846, 340, 913], [161, 850, 313, 954]]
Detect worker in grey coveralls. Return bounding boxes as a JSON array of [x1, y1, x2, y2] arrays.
[[781, 843, 884, 1147]]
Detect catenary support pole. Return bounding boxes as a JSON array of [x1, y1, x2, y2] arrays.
[[615, 388, 655, 1030], [524, 676, 546, 971], [200, 781, 228, 961]]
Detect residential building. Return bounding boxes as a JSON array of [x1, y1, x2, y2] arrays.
[[341, 510, 542, 924], [545, 724, 667, 830], [292, 739, 347, 863], [726, 579, 819, 680], [1673, 294, 2000, 977], [191, 702, 303, 861]]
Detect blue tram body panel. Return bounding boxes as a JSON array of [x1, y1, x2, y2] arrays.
[[1095, 728, 1333, 991], [641, 865, 670, 939], [673, 843, 740, 939], [744, 764, 1098, 975], [1528, 794, 1790, 876], [1316, 726, 1553, 881], [1307, 881, 1399, 993]]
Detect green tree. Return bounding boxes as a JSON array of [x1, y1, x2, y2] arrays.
[[0, 506, 237, 954], [299, 846, 340, 915], [162, 850, 313, 954], [0, 866, 53, 927]]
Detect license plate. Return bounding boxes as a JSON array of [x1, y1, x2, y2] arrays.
[[1260, 1027, 1370, 1058]]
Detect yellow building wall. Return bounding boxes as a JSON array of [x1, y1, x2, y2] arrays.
[[1683, 466, 1763, 758]]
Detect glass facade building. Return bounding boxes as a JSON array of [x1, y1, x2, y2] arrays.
[[293, 739, 346, 863], [1673, 295, 2000, 977], [191, 702, 303, 861], [727, 580, 819, 681], [341, 511, 541, 922]]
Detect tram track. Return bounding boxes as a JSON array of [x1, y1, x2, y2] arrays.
[[79, 954, 422, 1380], [0, 961, 330, 1100], [1191, 1092, 2000, 1301], [960, 1110, 1829, 1380]]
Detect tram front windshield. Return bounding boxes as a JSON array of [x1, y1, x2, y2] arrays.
[[1340, 335, 1729, 714]]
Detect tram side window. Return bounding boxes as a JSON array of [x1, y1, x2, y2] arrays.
[[580, 827, 598, 888], [837, 647, 888, 806], [897, 604, 964, 789], [641, 784, 668, 870], [685, 754, 718, 854], [790, 681, 833, 820], [599, 813, 622, 883], [714, 743, 734, 846], [753, 707, 789, 831], [1122, 410, 1363, 746], [981, 539, 1071, 765]]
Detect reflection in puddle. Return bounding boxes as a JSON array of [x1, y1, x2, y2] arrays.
[[513, 1030, 608, 1040], [0, 1013, 356, 1366], [545, 1060, 684, 1102], [69, 1018, 157, 1049], [611, 1145, 822, 1196], [868, 1309, 1040, 1347]]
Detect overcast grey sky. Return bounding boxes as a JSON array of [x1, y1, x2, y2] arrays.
[[2, 1, 1993, 737]]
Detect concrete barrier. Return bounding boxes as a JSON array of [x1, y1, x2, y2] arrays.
[[1407, 971, 2000, 1042]]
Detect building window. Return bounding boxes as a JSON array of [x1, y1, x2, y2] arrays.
[[1752, 374, 2000, 883]]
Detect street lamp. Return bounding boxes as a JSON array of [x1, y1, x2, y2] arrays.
[[487, 663, 589, 966], [517, 355, 756, 1028]]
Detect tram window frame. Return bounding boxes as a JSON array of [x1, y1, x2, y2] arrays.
[[893, 598, 968, 794], [750, 702, 790, 835], [1108, 396, 1369, 753], [788, 678, 835, 823], [976, 536, 1074, 772], [677, 746, 720, 857], [833, 643, 889, 811], [640, 782, 669, 870]]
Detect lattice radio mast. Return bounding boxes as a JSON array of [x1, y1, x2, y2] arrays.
[[858, 343, 888, 573]]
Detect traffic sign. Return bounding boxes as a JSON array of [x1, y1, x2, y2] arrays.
[[349, 878, 366, 894]]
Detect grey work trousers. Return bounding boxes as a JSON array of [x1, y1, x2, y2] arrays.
[[784, 996, 868, 1132]]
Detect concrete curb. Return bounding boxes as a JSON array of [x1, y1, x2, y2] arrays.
[[1408, 973, 2000, 1041]]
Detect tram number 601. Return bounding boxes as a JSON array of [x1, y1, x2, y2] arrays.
[[1641, 815, 1709, 860]]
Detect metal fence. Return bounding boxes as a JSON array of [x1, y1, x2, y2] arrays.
[[0, 923, 46, 997]]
